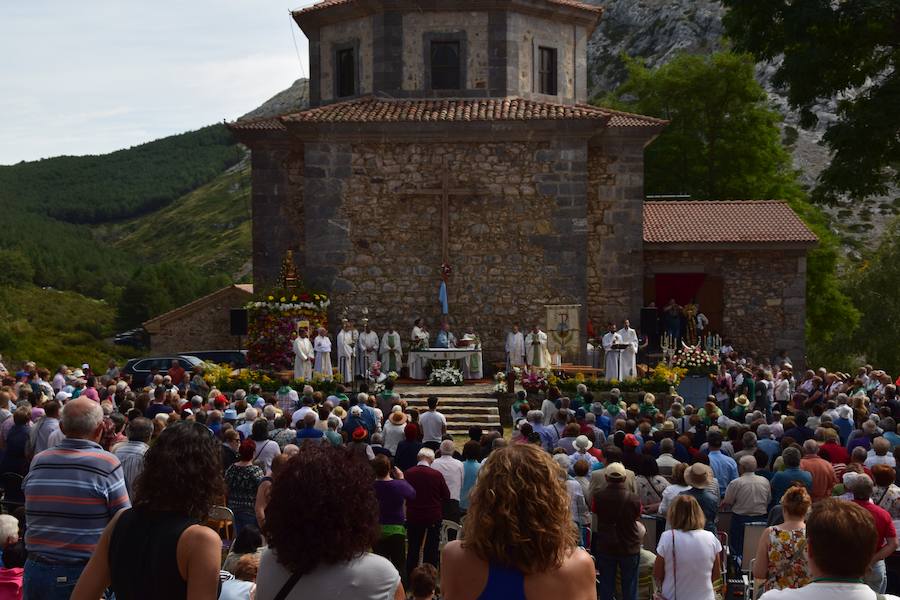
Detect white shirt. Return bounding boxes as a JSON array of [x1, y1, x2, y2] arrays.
[[257, 549, 399, 600], [865, 453, 897, 468], [291, 405, 314, 428], [419, 410, 446, 443], [431, 455, 464, 501], [760, 582, 899, 600], [656, 528, 722, 600]]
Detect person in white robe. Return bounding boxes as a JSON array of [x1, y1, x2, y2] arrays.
[[411, 318, 429, 349], [336, 320, 357, 384], [379, 327, 403, 374], [505, 324, 526, 370], [409, 318, 430, 380], [524, 325, 551, 373], [356, 319, 379, 379], [313, 328, 333, 379], [292, 325, 314, 381], [601, 322, 622, 381], [616, 319, 639, 379]]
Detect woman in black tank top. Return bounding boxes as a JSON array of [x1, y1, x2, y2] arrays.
[[72, 421, 226, 600]]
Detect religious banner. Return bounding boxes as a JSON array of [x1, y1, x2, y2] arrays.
[[545, 304, 581, 364]]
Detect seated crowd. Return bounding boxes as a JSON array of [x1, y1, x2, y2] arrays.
[[0, 357, 897, 599]]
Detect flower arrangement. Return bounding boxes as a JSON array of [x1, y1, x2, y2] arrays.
[[246, 287, 329, 370], [521, 370, 550, 393], [493, 371, 508, 394], [387, 371, 399, 381], [428, 361, 464, 386], [672, 344, 719, 376], [203, 366, 343, 395]]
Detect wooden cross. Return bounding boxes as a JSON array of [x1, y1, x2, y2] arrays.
[[397, 163, 485, 264]]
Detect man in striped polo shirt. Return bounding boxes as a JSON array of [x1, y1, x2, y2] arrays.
[[23, 397, 130, 599]]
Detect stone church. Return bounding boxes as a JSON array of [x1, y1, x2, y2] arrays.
[[229, 0, 817, 366]]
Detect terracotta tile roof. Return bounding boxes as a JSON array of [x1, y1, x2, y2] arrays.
[[228, 117, 286, 132], [643, 200, 818, 245], [278, 96, 664, 126], [295, 0, 602, 15]]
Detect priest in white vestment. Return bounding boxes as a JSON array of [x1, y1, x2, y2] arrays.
[[505, 324, 526, 370], [411, 318, 429, 349], [524, 326, 551, 372], [379, 328, 403, 373], [601, 322, 622, 381], [356, 320, 379, 378], [336, 320, 357, 383], [616, 319, 639, 379], [292, 325, 314, 381], [313, 328, 333, 379]]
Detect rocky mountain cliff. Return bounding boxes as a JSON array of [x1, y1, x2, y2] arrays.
[[586, 0, 896, 258]]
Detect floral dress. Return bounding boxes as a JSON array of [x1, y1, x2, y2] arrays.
[[874, 484, 900, 520], [765, 526, 810, 591]]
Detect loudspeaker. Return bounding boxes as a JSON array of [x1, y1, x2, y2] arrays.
[[230, 309, 248, 336], [640, 307, 658, 338]]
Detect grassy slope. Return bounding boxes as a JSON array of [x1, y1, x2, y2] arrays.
[[101, 157, 252, 279], [0, 285, 129, 368]]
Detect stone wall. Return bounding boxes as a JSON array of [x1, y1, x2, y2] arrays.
[[319, 16, 374, 103], [643, 249, 807, 366], [251, 145, 305, 289], [148, 288, 252, 355], [586, 131, 647, 327], [509, 11, 587, 104], [299, 139, 589, 365], [401, 12, 490, 91]]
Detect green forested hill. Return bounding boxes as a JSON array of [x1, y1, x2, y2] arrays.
[[0, 124, 242, 223]]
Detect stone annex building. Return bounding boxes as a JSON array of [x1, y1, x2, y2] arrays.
[[227, 0, 818, 366]]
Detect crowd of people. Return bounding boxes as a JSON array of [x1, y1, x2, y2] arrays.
[[0, 356, 898, 599]]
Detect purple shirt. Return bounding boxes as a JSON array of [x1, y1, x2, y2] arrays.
[[373, 479, 416, 525]]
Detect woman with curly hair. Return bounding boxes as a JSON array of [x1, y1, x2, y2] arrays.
[[440, 444, 596, 600], [225, 439, 265, 535], [256, 444, 405, 600], [71, 421, 225, 600]]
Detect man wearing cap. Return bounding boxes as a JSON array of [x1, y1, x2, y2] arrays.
[[592, 461, 642, 599], [680, 463, 719, 534], [589, 446, 637, 497]]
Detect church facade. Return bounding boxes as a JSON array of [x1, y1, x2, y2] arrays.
[[230, 0, 816, 366]]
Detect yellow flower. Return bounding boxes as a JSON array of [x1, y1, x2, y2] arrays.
[[291, 295, 298, 301], [267, 295, 274, 301], [279, 296, 286, 302]]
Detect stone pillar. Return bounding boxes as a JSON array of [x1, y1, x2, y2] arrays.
[[251, 144, 304, 290], [587, 130, 648, 327]]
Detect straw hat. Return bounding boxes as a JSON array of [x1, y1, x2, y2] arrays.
[[735, 394, 749, 407], [684, 463, 712, 489], [573, 435, 593, 452]]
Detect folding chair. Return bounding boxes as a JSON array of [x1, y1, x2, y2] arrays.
[[207, 505, 236, 559], [439, 519, 462, 550], [640, 514, 664, 551]]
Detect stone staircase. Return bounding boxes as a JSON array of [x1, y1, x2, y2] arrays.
[[399, 387, 501, 436]]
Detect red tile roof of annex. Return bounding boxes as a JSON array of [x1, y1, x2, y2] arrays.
[[643, 200, 818, 245]]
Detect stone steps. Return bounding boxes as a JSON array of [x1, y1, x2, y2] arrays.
[[398, 390, 501, 434]]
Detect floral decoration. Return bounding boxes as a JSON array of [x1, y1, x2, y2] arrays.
[[246, 287, 330, 370], [672, 344, 719, 376], [428, 361, 464, 386]]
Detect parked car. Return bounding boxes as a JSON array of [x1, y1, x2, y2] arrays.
[[121, 355, 206, 384], [180, 350, 247, 368], [113, 328, 148, 349]]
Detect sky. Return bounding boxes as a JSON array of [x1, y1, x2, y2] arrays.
[[0, 0, 318, 165]]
